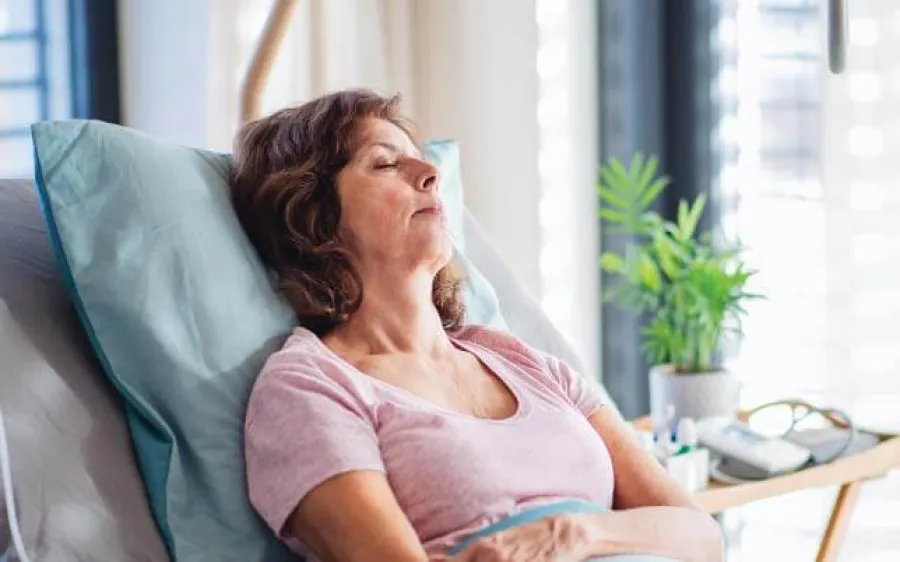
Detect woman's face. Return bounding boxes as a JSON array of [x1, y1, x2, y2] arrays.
[[335, 118, 451, 273]]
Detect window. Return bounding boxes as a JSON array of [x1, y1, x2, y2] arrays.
[[716, 0, 827, 401], [716, 0, 900, 558], [0, 0, 70, 178]]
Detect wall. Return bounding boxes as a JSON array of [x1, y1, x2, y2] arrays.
[[118, 0, 213, 147]]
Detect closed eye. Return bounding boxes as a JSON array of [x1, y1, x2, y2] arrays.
[[375, 161, 399, 170]]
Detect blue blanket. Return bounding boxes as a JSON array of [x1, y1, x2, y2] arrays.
[[448, 500, 678, 561]]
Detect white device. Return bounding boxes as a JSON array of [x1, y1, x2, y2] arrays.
[[697, 417, 813, 478]]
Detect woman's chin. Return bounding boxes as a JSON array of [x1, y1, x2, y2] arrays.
[[411, 233, 453, 267]]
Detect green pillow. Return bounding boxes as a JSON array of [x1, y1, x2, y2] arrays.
[[31, 120, 505, 562]]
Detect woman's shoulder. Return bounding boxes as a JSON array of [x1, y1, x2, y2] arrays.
[[451, 324, 549, 372], [248, 326, 335, 388], [247, 327, 374, 419], [261, 325, 333, 372]]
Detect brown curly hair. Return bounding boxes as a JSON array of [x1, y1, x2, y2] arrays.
[[230, 89, 465, 336]]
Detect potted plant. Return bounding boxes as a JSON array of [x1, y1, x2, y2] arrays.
[[597, 153, 761, 430]]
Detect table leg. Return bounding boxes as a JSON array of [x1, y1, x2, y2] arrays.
[[816, 481, 862, 562]]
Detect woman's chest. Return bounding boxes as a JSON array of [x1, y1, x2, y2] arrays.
[[359, 351, 519, 420], [371, 399, 615, 544]]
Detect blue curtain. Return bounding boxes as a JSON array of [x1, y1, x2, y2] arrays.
[[68, 0, 121, 122], [597, 0, 720, 419]]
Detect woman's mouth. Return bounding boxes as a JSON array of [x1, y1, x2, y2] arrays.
[[414, 205, 443, 217]]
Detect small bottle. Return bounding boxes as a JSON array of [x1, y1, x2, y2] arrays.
[[655, 435, 672, 463], [668, 417, 709, 492], [673, 417, 698, 456], [654, 405, 678, 462]]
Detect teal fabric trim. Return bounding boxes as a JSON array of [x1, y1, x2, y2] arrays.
[[448, 500, 606, 556], [448, 500, 678, 561]]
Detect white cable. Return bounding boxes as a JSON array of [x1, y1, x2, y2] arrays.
[[0, 409, 32, 562]]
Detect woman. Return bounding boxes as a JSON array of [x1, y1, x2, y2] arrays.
[[232, 89, 723, 562]]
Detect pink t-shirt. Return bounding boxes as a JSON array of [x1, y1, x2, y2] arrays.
[[244, 324, 615, 561]]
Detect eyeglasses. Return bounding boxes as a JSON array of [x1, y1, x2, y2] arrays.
[[746, 399, 857, 465], [748, 399, 851, 436]]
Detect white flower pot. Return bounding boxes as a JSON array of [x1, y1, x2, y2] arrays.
[[649, 364, 741, 431]]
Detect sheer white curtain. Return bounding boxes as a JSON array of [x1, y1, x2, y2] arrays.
[[206, 0, 416, 150], [716, 0, 900, 559]]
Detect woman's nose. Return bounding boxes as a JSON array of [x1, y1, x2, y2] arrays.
[[414, 159, 439, 192]]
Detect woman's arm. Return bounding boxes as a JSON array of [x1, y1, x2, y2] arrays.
[[286, 470, 429, 562], [586, 407, 724, 560], [540, 345, 701, 508], [588, 407, 696, 509]]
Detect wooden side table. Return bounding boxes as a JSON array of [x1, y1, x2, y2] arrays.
[[632, 412, 900, 561]]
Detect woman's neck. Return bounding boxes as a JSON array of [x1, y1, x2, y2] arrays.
[[327, 266, 451, 358]]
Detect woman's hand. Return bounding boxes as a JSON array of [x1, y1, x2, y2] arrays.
[[450, 514, 593, 562], [452, 507, 723, 562]]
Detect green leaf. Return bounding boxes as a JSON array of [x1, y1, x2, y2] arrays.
[[636, 154, 660, 190], [624, 245, 642, 285], [598, 186, 628, 208], [664, 222, 684, 241], [628, 152, 646, 185], [679, 194, 707, 240], [677, 199, 689, 228], [599, 252, 626, 273], [599, 208, 629, 224], [609, 158, 630, 185], [635, 212, 664, 236], [639, 252, 662, 292], [640, 177, 670, 208], [600, 166, 625, 192], [653, 233, 681, 279]]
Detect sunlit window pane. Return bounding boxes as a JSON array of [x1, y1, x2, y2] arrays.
[[715, 0, 900, 558], [847, 72, 883, 103], [850, 18, 879, 47], [848, 126, 884, 156]]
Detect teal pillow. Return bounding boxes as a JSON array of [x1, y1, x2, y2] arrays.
[[424, 139, 465, 248], [30, 120, 505, 562], [425, 139, 507, 331]]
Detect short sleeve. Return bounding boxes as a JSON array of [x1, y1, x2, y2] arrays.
[[454, 324, 609, 419], [244, 363, 385, 537], [543, 353, 607, 418]]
